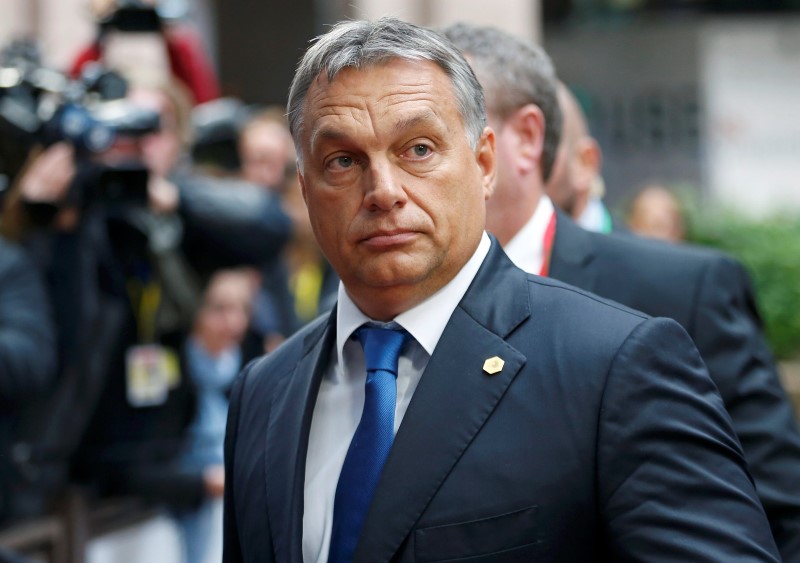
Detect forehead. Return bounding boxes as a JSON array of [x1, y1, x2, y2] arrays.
[[244, 122, 289, 142], [129, 88, 170, 111], [205, 272, 253, 300], [302, 58, 461, 141], [242, 125, 290, 152]]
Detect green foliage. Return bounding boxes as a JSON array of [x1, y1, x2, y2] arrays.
[[687, 211, 800, 360]]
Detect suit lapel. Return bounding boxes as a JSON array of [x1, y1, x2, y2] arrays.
[[548, 209, 599, 293], [353, 240, 531, 562], [263, 313, 335, 563]]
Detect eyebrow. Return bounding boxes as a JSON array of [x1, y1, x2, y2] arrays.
[[309, 110, 444, 150], [389, 110, 442, 137]]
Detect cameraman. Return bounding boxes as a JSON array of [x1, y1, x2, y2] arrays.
[[4, 78, 290, 521], [71, 0, 220, 105]]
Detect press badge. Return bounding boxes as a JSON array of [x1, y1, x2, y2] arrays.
[[126, 345, 180, 407]]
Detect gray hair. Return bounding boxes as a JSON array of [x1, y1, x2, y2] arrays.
[[287, 17, 486, 164], [442, 23, 562, 182]]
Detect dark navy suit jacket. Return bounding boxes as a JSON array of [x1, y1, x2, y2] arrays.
[[550, 210, 800, 560], [223, 239, 779, 562]]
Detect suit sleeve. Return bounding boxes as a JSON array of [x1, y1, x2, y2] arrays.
[[597, 317, 780, 561], [692, 256, 800, 559]]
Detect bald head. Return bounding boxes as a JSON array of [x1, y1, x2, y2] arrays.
[[545, 83, 602, 219]]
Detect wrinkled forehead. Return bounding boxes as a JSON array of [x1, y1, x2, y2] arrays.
[[304, 60, 459, 135]]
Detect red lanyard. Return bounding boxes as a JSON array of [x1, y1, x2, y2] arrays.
[[539, 212, 557, 277]]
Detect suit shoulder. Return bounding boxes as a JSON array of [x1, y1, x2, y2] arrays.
[[521, 275, 696, 386], [527, 274, 650, 323], [239, 314, 329, 391], [601, 231, 741, 274]]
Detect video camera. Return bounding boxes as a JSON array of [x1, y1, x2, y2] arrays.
[[100, 0, 164, 33], [0, 40, 160, 206]]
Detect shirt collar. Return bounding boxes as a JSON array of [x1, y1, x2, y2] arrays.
[[336, 231, 491, 363], [503, 195, 555, 274]]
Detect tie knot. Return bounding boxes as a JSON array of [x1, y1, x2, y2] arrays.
[[356, 326, 409, 375]]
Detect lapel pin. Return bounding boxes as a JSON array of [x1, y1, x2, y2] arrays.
[[483, 356, 504, 375]]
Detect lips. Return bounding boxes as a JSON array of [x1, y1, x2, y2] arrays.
[[359, 229, 418, 248]]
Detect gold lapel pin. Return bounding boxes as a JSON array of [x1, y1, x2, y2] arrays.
[[483, 356, 505, 375]]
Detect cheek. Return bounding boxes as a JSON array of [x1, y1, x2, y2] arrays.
[[305, 197, 347, 258], [306, 184, 358, 228], [195, 313, 218, 337], [228, 310, 250, 336]]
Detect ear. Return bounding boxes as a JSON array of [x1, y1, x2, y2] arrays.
[[509, 104, 545, 175], [475, 126, 497, 200], [296, 161, 309, 206], [574, 137, 602, 195]]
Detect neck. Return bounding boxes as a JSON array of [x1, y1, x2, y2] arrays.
[[487, 192, 543, 246], [346, 283, 434, 322]]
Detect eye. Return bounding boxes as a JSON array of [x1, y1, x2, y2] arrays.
[[327, 155, 355, 171], [405, 144, 432, 159]]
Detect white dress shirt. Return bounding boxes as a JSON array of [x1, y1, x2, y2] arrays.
[[302, 232, 492, 563], [503, 195, 555, 275]]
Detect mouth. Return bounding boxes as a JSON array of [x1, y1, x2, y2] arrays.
[[359, 230, 418, 249]]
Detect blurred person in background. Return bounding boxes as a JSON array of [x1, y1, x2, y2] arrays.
[[280, 173, 339, 326], [238, 108, 300, 352], [71, 0, 220, 105], [0, 75, 290, 539], [445, 22, 800, 558], [545, 82, 620, 233], [239, 107, 295, 195], [170, 267, 259, 563], [627, 183, 687, 243], [0, 237, 56, 526], [238, 108, 338, 350]]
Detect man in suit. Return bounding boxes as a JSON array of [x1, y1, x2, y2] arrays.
[[444, 22, 800, 560], [224, 17, 780, 562]]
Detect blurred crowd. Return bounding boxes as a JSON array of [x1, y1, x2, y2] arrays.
[[0, 1, 337, 561]]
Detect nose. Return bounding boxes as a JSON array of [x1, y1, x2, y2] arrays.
[[363, 159, 407, 211]]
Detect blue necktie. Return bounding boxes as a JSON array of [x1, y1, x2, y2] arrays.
[[328, 325, 409, 563]]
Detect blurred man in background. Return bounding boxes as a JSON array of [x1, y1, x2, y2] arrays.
[[239, 108, 295, 195], [238, 108, 301, 351], [444, 22, 800, 559], [239, 108, 338, 351], [545, 82, 617, 233], [71, 0, 220, 105]]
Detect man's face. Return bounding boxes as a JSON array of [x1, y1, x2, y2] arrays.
[[240, 122, 293, 191], [297, 58, 495, 320], [193, 270, 255, 356]]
